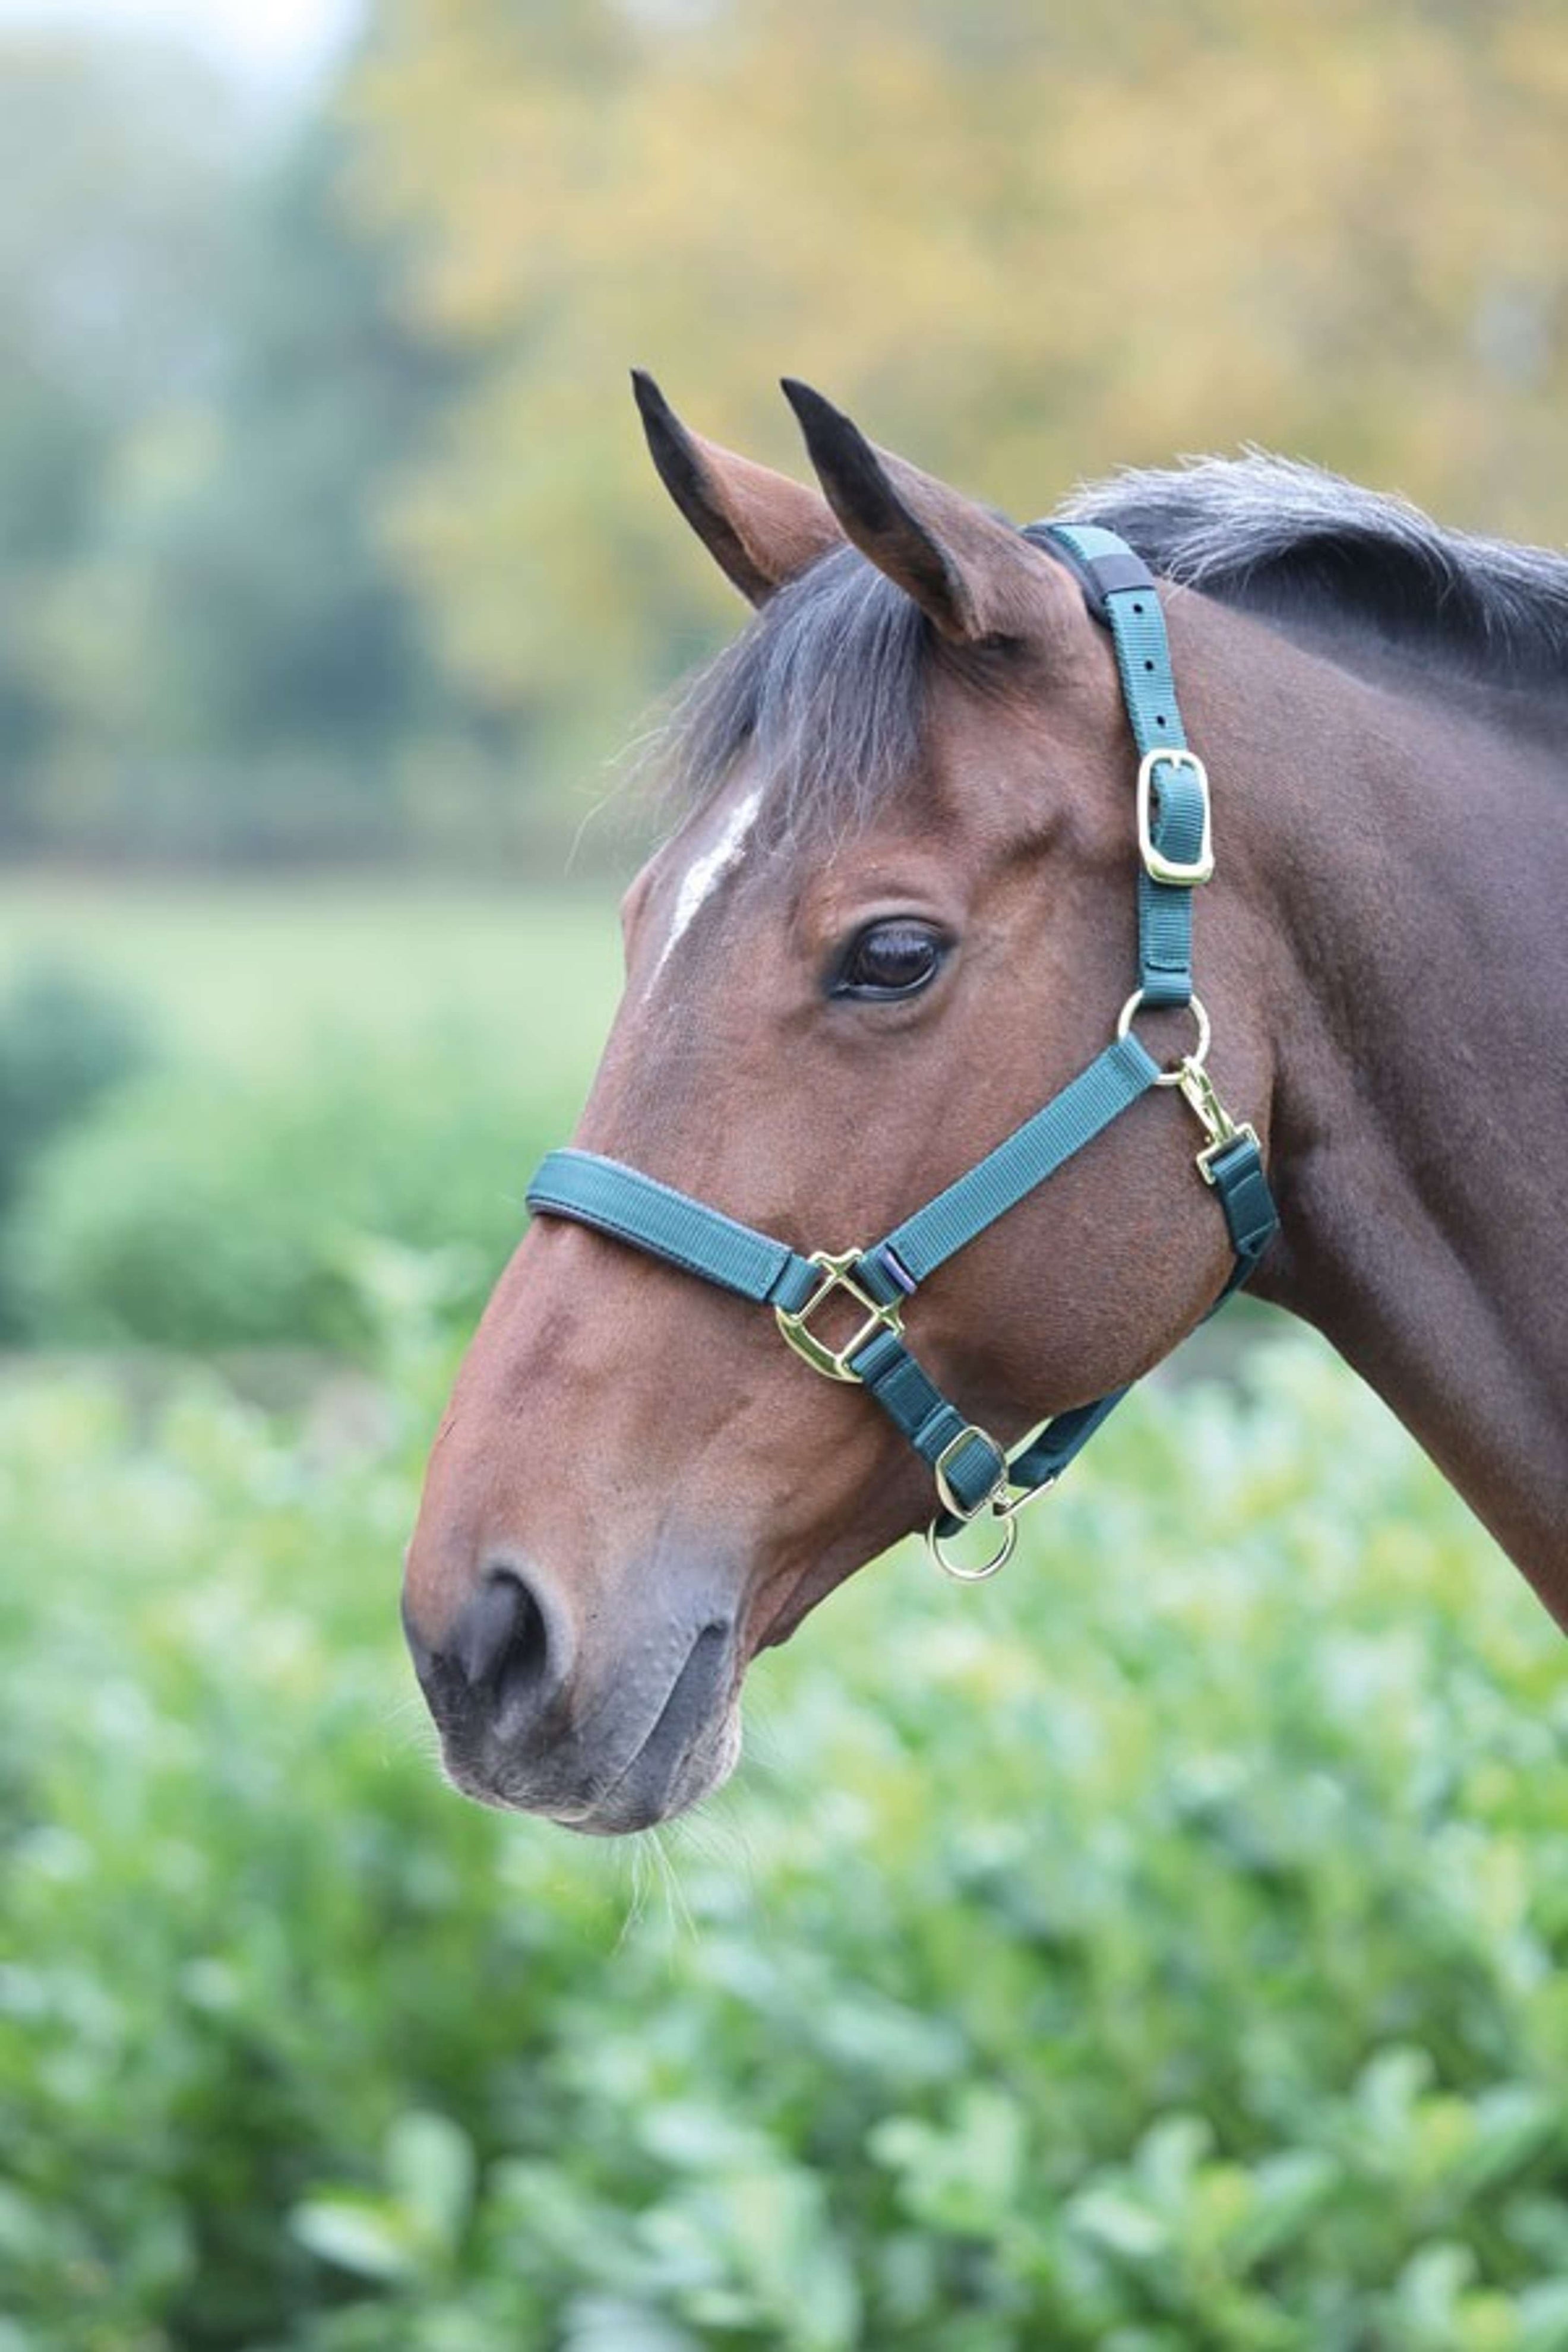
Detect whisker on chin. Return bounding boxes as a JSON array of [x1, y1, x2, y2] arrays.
[[377, 1687, 445, 1763], [667, 1797, 760, 1909], [644, 1825, 699, 1942], [614, 1839, 653, 1952]]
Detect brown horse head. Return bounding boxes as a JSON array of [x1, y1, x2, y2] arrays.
[[401, 377, 1282, 1831]]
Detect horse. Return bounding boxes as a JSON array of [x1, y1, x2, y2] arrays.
[[402, 372, 1568, 1833]]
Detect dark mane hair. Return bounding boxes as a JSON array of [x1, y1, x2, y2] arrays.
[[656, 453, 1568, 833], [1064, 453, 1568, 685]]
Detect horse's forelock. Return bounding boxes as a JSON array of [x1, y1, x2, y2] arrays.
[[648, 545, 934, 844]]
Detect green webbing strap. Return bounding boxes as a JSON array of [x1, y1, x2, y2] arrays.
[[848, 1326, 1007, 1512], [526, 1149, 819, 1312], [985, 1388, 1130, 1517], [1207, 1134, 1278, 1294], [852, 1322, 1130, 1531], [1039, 522, 1206, 1007], [915, 1130, 1278, 1528], [875, 1034, 1160, 1285], [523, 1131, 1281, 1531], [529, 1034, 1175, 1529]]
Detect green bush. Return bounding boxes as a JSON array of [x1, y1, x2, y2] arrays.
[[7, 1029, 571, 1354], [1, 1333, 1561, 2350], [0, 962, 152, 1331]]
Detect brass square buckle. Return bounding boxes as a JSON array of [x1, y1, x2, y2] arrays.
[[774, 1249, 903, 1384], [1137, 747, 1214, 887]]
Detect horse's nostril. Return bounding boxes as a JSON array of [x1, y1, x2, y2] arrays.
[[448, 1568, 524, 1684], [405, 1557, 577, 1763], [429, 1564, 564, 1743], [491, 1579, 552, 1738]]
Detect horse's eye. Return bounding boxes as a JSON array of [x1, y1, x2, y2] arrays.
[[833, 920, 947, 1000]]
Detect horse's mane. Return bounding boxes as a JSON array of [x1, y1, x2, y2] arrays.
[[1065, 453, 1568, 691], [658, 453, 1568, 836]]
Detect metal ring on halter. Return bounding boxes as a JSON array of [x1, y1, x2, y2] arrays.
[[925, 1508, 1017, 1582], [1116, 990, 1211, 1087]]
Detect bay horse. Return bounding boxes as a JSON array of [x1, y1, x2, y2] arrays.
[[403, 374, 1568, 1832]]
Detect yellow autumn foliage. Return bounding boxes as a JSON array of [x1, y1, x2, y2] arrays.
[[352, 0, 1568, 757]]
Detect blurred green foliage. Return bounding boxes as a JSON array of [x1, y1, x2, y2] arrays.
[[0, 880, 624, 1086], [0, 34, 238, 823], [6, 1032, 559, 1354], [0, 962, 152, 1333], [0, 886, 618, 1357], [2, 1335, 1560, 2350]]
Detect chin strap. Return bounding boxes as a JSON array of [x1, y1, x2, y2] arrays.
[[525, 523, 1279, 1579]]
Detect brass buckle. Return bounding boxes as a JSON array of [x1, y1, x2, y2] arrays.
[[932, 1424, 1008, 1521], [1137, 748, 1213, 886], [774, 1249, 903, 1384]]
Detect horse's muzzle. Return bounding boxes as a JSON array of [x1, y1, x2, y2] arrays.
[[402, 1561, 742, 1832]]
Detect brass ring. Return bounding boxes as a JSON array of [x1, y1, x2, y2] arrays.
[[925, 1510, 1017, 1582], [1116, 990, 1210, 1088]]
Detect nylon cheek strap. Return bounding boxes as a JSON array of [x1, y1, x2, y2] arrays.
[[874, 1033, 1159, 1285], [1035, 522, 1210, 1008]]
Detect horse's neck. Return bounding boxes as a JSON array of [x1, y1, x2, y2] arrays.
[[1199, 605, 1568, 1598]]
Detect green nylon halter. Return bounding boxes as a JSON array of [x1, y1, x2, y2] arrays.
[[525, 524, 1279, 1578]]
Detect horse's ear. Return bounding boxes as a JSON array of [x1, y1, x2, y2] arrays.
[[633, 371, 842, 607], [781, 378, 1064, 646]]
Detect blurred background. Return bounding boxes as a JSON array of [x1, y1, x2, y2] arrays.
[[2, 2, 1566, 2346]]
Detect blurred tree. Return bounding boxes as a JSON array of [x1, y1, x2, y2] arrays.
[[0, 35, 240, 842], [4, 4, 1564, 861], [32, 97, 472, 862], [354, 0, 1568, 766], [1, 33, 481, 865]]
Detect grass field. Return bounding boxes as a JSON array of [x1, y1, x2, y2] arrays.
[[0, 872, 625, 1083]]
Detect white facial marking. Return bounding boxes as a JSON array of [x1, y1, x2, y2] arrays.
[[646, 786, 761, 994]]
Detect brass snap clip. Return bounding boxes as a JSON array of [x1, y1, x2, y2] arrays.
[[925, 1425, 1039, 1583], [1175, 1057, 1261, 1186]]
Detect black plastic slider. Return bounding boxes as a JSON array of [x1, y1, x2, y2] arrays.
[[1023, 523, 1159, 629]]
